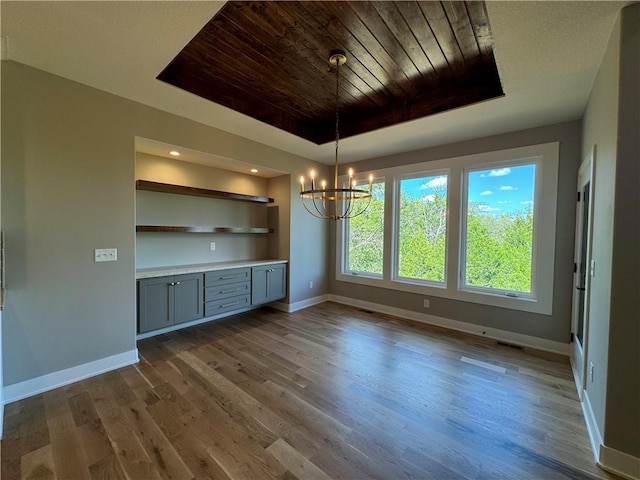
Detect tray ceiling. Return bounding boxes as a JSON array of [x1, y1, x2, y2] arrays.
[[158, 1, 503, 145]]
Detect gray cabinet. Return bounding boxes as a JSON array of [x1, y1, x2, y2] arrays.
[[137, 262, 287, 336], [138, 273, 203, 333], [251, 264, 286, 305], [204, 268, 251, 317]]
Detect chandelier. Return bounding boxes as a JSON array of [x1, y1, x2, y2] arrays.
[[300, 50, 372, 220]]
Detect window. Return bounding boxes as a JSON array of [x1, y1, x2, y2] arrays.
[[336, 142, 558, 315], [345, 180, 385, 276], [462, 163, 536, 296], [396, 173, 448, 284]]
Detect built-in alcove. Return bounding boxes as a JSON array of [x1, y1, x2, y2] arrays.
[[134, 148, 288, 270]]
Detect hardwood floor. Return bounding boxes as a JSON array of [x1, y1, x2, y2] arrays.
[[1, 302, 617, 480]]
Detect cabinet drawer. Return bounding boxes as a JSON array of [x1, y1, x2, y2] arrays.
[[205, 268, 250, 287], [205, 294, 250, 317], [205, 281, 250, 302]]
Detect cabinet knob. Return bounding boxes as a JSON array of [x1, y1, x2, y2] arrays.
[[175, 281, 181, 285]]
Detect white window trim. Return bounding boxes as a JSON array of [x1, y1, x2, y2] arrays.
[[340, 176, 386, 279], [336, 142, 559, 315], [392, 169, 451, 287], [459, 156, 541, 300]]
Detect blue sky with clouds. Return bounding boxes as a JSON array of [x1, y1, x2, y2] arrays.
[[468, 164, 535, 214], [399, 164, 535, 215]]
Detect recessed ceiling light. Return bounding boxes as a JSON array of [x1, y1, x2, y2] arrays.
[[250, 168, 258, 173], [169, 150, 180, 156]]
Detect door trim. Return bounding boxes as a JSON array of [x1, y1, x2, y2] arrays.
[[571, 146, 596, 395]]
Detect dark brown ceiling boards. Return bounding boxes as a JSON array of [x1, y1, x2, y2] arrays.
[[158, 1, 503, 145]]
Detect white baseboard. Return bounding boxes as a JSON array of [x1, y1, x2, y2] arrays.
[[576, 375, 639, 479], [582, 390, 603, 460], [598, 445, 640, 480], [328, 295, 570, 355], [3, 349, 139, 405], [274, 294, 329, 313]]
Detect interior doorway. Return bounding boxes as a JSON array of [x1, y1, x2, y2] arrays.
[[571, 147, 595, 396]]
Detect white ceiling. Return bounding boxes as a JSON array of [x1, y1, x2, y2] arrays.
[[1, 1, 629, 167]]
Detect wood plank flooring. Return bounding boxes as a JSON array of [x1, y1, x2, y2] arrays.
[[1, 302, 618, 479]]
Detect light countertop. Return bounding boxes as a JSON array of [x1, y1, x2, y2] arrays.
[[136, 259, 287, 279]]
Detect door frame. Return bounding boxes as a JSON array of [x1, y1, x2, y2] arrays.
[[571, 146, 596, 396]]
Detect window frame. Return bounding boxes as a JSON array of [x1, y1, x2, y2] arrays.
[[340, 175, 386, 280], [392, 169, 451, 288], [335, 142, 559, 315], [459, 157, 542, 300]]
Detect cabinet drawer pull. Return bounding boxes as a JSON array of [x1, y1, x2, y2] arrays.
[[220, 301, 240, 308], [219, 275, 241, 280], [220, 288, 241, 294]]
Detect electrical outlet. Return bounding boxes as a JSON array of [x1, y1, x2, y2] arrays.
[[210, 242, 216, 251], [423, 299, 430, 308], [309, 281, 314, 289], [590, 362, 594, 382], [94, 248, 117, 262]]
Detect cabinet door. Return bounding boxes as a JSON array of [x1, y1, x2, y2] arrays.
[[252, 264, 287, 305], [251, 266, 269, 305], [174, 273, 204, 325], [268, 264, 286, 302], [138, 277, 173, 333]]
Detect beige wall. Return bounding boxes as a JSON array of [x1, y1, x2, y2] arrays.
[[289, 162, 332, 303], [581, 3, 639, 460], [604, 3, 639, 458], [136, 152, 270, 197], [1, 61, 329, 386], [581, 14, 620, 446], [330, 121, 581, 344]]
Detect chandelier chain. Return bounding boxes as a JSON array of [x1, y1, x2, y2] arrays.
[[335, 57, 340, 189]]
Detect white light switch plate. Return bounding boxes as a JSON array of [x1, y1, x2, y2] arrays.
[[95, 248, 117, 262]]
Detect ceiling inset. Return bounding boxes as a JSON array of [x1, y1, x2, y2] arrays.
[[158, 1, 503, 145]]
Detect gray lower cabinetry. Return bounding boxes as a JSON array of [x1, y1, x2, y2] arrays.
[[251, 263, 287, 305], [138, 273, 203, 333], [138, 263, 287, 335], [204, 268, 251, 318]]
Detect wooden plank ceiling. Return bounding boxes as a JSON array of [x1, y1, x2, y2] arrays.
[[158, 1, 503, 145]]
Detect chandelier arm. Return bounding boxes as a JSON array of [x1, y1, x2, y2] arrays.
[[311, 196, 328, 218], [345, 194, 372, 220], [342, 194, 353, 219], [301, 196, 329, 220]]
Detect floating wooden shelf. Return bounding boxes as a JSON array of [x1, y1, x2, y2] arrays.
[[136, 180, 274, 204], [136, 226, 273, 234]]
